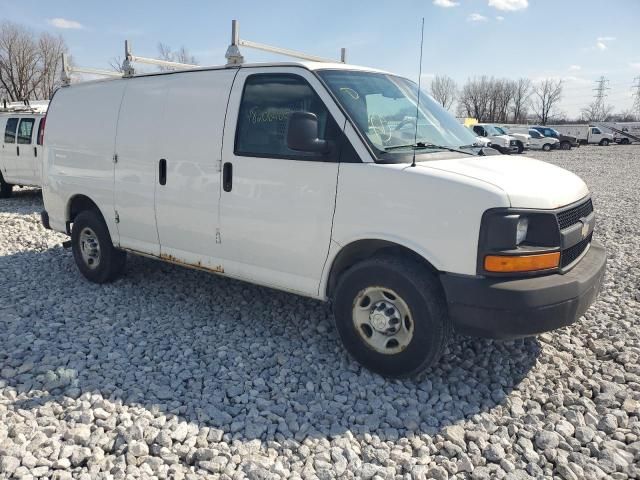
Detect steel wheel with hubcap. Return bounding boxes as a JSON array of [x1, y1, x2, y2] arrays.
[[333, 254, 451, 377], [542, 143, 552, 152], [71, 209, 126, 283]]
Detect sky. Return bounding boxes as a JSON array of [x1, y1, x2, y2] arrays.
[[2, 0, 639, 118]]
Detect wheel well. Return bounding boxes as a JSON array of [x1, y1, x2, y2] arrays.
[[326, 240, 438, 298], [67, 195, 105, 233]]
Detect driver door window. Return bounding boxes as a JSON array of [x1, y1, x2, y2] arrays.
[[235, 74, 339, 161]]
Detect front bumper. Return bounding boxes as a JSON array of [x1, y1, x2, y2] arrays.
[[440, 241, 606, 339]]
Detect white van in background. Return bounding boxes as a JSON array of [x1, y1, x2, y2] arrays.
[[41, 61, 605, 377], [0, 112, 46, 197], [471, 123, 520, 154], [550, 125, 614, 146]]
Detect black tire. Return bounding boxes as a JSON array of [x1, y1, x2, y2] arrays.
[[0, 172, 13, 198], [560, 141, 571, 150], [516, 141, 524, 154], [621, 138, 629, 145], [599, 139, 610, 146], [542, 143, 552, 152], [71, 210, 126, 283], [332, 254, 451, 378]]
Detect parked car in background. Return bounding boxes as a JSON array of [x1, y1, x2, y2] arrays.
[[549, 125, 613, 146], [1, 112, 46, 197], [471, 123, 519, 154], [528, 128, 559, 151], [530, 126, 579, 150], [496, 126, 530, 153], [465, 126, 491, 147]]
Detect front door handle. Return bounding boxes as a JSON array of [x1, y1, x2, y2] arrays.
[[223, 162, 232, 192], [16, 146, 19, 156], [34, 146, 37, 157], [159, 159, 167, 185]]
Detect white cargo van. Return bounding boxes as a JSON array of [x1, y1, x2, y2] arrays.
[[1, 112, 46, 197], [42, 62, 606, 377]]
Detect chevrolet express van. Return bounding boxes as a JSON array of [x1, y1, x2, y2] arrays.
[[41, 62, 606, 377], [1, 112, 45, 197]]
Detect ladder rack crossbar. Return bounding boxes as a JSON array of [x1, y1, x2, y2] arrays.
[[69, 66, 123, 78], [128, 54, 200, 70], [238, 39, 339, 64]]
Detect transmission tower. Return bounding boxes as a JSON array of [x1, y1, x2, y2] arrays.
[[592, 76, 610, 121], [633, 76, 640, 120]]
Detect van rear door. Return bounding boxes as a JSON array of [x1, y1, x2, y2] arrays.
[[218, 67, 346, 296]]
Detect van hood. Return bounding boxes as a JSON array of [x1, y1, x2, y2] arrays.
[[417, 155, 589, 209]]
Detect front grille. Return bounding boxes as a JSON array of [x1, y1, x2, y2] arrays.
[[557, 198, 593, 230], [561, 233, 592, 268]]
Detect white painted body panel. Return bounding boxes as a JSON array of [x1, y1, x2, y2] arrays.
[[219, 67, 344, 296], [0, 113, 44, 187], [550, 125, 613, 144], [42, 62, 593, 302]]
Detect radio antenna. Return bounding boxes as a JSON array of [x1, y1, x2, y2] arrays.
[[412, 17, 425, 168]]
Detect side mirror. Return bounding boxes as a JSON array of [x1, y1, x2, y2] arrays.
[[287, 111, 329, 153]]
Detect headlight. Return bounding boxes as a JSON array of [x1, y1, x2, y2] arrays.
[[478, 210, 561, 275], [516, 217, 528, 245]]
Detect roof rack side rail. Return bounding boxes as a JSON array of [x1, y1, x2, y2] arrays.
[[61, 53, 123, 85], [225, 19, 347, 66], [122, 40, 200, 77]]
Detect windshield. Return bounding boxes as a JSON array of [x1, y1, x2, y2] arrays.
[[529, 130, 542, 139], [494, 126, 507, 135], [317, 70, 478, 162], [481, 124, 504, 136]]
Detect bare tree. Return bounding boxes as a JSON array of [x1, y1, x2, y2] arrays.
[[156, 43, 198, 71], [580, 100, 614, 122], [429, 75, 457, 111], [458, 76, 492, 121], [511, 78, 531, 123], [531, 79, 563, 125], [109, 56, 124, 73], [36, 32, 67, 98], [0, 21, 69, 101]]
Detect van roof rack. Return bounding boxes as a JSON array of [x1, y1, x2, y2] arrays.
[[61, 19, 347, 85], [224, 20, 346, 66], [0, 99, 48, 114]]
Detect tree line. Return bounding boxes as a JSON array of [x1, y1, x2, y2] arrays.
[[431, 74, 637, 124]]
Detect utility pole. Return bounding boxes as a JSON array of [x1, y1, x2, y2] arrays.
[[633, 76, 640, 121], [592, 76, 610, 122]]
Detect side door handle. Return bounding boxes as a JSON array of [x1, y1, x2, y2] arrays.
[[223, 162, 232, 192], [16, 145, 20, 156], [159, 159, 167, 185], [34, 146, 37, 157]]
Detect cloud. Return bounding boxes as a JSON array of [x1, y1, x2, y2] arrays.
[[468, 13, 488, 22], [630, 62, 640, 70], [568, 65, 581, 71], [48, 18, 84, 29], [597, 36, 616, 42], [594, 36, 615, 51], [496, 15, 505, 21], [488, 0, 528, 11], [596, 41, 607, 51], [433, 0, 459, 7]]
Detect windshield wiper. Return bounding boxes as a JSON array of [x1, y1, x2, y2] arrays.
[[384, 141, 477, 156]]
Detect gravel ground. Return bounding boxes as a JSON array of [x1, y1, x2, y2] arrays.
[[1, 145, 639, 480]]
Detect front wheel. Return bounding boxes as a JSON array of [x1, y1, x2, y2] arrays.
[[599, 139, 610, 146], [560, 141, 571, 150], [333, 255, 451, 377], [71, 210, 126, 283], [542, 143, 552, 152], [0, 172, 13, 198]]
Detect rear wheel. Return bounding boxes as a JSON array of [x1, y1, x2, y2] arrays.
[[333, 255, 451, 377], [0, 173, 13, 198], [560, 141, 571, 150], [542, 143, 552, 152], [71, 210, 126, 283], [620, 138, 630, 145], [599, 139, 610, 146]]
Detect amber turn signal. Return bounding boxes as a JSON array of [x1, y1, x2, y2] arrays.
[[484, 252, 560, 273]]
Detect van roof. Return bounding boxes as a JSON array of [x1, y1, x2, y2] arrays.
[[63, 61, 393, 87]]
